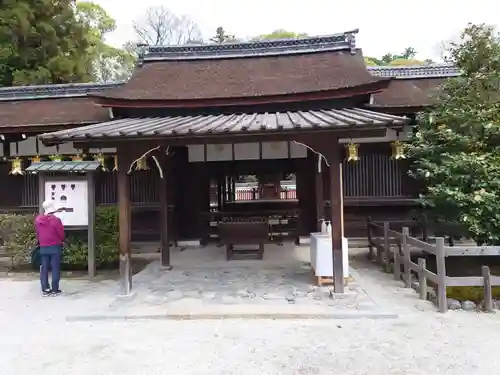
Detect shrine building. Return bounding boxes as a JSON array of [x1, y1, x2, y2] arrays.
[[0, 30, 460, 293]]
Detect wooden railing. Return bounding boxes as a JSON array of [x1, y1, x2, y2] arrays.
[[367, 218, 500, 313]]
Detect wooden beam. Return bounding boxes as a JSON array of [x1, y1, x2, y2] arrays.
[[328, 140, 344, 293], [305, 135, 345, 293], [315, 156, 324, 231], [158, 152, 171, 269], [117, 146, 132, 295], [87, 172, 96, 278], [65, 128, 389, 149]]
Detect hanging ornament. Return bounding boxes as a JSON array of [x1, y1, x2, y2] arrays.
[[391, 140, 406, 160], [49, 154, 62, 162], [135, 156, 149, 171], [346, 141, 360, 162], [71, 153, 83, 162], [113, 155, 118, 171], [93, 153, 108, 171], [9, 157, 24, 175], [29, 155, 41, 164]]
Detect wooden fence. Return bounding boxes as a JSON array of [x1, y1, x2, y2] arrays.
[[367, 219, 500, 313]]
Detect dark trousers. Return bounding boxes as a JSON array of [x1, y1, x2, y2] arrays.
[[40, 245, 62, 291]]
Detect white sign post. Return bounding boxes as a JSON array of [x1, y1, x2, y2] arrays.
[[37, 173, 96, 277], [43, 180, 89, 227]]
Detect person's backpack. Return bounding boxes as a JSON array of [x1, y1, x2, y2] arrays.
[[30, 243, 40, 269]]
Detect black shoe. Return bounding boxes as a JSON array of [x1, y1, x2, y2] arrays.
[[51, 290, 62, 296], [42, 289, 51, 297]]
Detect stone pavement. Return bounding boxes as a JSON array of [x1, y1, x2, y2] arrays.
[[0, 244, 405, 321], [104, 260, 392, 319]]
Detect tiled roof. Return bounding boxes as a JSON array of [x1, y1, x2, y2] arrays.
[[368, 64, 460, 79], [0, 97, 110, 130], [0, 82, 122, 102], [40, 108, 408, 143], [95, 50, 386, 102], [142, 30, 359, 62], [370, 80, 433, 108], [95, 30, 391, 102], [26, 161, 101, 172]]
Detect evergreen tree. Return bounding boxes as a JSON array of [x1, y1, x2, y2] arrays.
[[0, 0, 133, 86], [409, 24, 500, 244]]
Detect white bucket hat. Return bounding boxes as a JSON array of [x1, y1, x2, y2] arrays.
[[42, 200, 56, 214]]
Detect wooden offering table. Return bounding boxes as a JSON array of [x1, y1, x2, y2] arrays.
[[218, 218, 268, 260]]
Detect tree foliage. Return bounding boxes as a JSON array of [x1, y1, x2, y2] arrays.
[[408, 24, 500, 244], [366, 47, 431, 66], [75, 2, 135, 83], [210, 26, 239, 43], [252, 29, 308, 40], [0, 0, 93, 86], [0, 0, 133, 86]]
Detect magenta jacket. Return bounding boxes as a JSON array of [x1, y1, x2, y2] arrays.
[[35, 214, 65, 247]]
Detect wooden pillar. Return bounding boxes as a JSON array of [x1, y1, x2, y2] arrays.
[[87, 172, 96, 278], [300, 134, 345, 293], [327, 139, 344, 293], [117, 147, 132, 295], [315, 155, 324, 231], [159, 152, 171, 269]]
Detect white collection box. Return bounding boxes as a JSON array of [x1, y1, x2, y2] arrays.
[[310, 232, 349, 280]]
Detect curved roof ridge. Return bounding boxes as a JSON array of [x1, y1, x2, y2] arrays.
[[142, 29, 359, 62], [0, 82, 124, 101], [368, 63, 460, 79]]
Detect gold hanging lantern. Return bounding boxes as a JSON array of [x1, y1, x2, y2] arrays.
[[135, 156, 149, 171], [93, 153, 108, 171], [391, 140, 406, 160], [346, 141, 360, 162], [9, 157, 24, 175], [49, 154, 62, 162], [112, 155, 118, 171], [29, 155, 41, 164], [71, 153, 83, 162]]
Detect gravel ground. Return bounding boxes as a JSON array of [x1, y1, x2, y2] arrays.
[[2, 251, 500, 374], [1, 313, 500, 375]]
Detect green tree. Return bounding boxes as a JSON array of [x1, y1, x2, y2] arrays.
[[366, 47, 431, 66], [408, 24, 500, 244], [0, 0, 93, 86], [252, 29, 308, 40], [210, 26, 238, 43], [0, 0, 132, 86], [76, 2, 135, 83]]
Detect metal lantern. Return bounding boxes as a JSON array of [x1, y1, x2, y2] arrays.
[[49, 154, 62, 162], [71, 154, 83, 162], [113, 155, 118, 171], [391, 140, 406, 160], [135, 156, 149, 171], [9, 157, 24, 175], [346, 141, 360, 162], [30, 155, 41, 164], [93, 153, 108, 171]]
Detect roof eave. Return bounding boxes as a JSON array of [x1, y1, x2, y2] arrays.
[[40, 121, 408, 147], [0, 121, 101, 134], [90, 79, 392, 108]]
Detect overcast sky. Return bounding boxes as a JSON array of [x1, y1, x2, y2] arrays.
[[92, 0, 500, 61]]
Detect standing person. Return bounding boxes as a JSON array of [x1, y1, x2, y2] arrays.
[[35, 200, 64, 297]]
